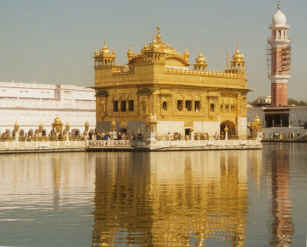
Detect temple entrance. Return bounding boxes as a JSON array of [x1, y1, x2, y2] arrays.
[[220, 121, 236, 139], [185, 128, 192, 139]]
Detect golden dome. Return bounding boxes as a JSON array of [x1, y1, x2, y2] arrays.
[[65, 122, 70, 129], [231, 49, 245, 68], [127, 48, 134, 56], [127, 49, 134, 62], [14, 121, 19, 131], [129, 26, 189, 66], [253, 115, 261, 124], [195, 52, 206, 64], [194, 51, 207, 71], [184, 49, 190, 56], [232, 49, 244, 61], [99, 41, 113, 57], [102, 41, 110, 52], [54, 117, 62, 124], [142, 26, 180, 56], [38, 123, 43, 132], [52, 116, 63, 131], [95, 41, 116, 65]]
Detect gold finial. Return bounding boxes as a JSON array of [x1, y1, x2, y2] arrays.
[[104, 40, 107, 48], [277, 0, 281, 9], [226, 51, 230, 69], [14, 121, 19, 131], [235, 40, 240, 52], [156, 25, 161, 42]]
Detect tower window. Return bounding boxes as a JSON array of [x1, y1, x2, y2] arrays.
[[210, 103, 215, 112], [121, 101, 127, 112], [113, 101, 119, 112], [162, 101, 167, 111], [128, 100, 134, 112], [177, 100, 183, 111], [225, 104, 229, 112], [185, 100, 192, 111], [195, 101, 201, 112]]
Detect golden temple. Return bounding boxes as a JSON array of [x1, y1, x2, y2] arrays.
[[94, 26, 250, 139]]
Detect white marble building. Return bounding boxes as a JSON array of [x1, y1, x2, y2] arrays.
[[0, 82, 96, 133]]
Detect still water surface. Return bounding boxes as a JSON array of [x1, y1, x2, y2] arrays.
[[0, 144, 306, 247]]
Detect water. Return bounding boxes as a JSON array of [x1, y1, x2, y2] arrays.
[[0, 144, 306, 247]]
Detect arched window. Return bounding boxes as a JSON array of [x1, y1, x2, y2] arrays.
[[210, 103, 215, 112], [113, 100, 119, 112], [177, 100, 183, 111], [220, 104, 224, 112], [185, 100, 192, 111], [195, 101, 201, 112], [121, 100, 127, 112], [162, 101, 167, 111], [225, 104, 229, 112], [128, 100, 134, 112]]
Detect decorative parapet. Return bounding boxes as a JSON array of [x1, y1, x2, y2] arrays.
[[164, 67, 243, 79]]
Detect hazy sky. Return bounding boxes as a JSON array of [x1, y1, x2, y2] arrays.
[[1, 0, 306, 100]]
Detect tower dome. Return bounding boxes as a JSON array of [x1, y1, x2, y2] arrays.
[[231, 49, 245, 69], [194, 51, 207, 71], [272, 9, 287, 27], [195, 52, 206, 64]]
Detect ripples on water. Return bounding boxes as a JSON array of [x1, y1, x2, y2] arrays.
[[0, 144, 306, 247]]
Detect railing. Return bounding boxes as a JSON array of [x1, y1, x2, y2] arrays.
[[88, 140, 131, 148], [0, 140, 86, 152], [131, 139, 261, 148], [0, 139, 262, 152]]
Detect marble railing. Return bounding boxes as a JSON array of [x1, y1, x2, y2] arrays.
[[0, 139, 262, 152], [133, 139, 260, 146], [88, 140, 131, 147], [0, 141, 86, 151]]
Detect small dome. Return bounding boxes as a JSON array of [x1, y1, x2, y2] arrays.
[[195, 52, 206, 64], [272, 9, 287, 27], [127, 49, 134, 55], [232, 49, 244, 62], [54, 117, 62, 125], [254, 115, 261, 124], [184, 49, 190, 56]]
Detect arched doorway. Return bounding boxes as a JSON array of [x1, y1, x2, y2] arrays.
[[220, 121, 236, 139]]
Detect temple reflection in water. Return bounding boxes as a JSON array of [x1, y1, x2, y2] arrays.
[[271, 146, 294, 247], [92, 151, 251, 247]]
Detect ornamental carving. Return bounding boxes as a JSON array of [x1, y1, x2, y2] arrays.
[[137, 88, 153, 96], [96, 90, 108, 97]]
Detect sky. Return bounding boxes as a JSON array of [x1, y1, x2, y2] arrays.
[[0, 0, 306, 100]]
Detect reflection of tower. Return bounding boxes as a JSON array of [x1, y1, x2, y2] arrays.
[[271, 147, 294, 247], [268, 2, 291, 107]]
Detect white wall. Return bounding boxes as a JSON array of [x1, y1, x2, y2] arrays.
[[0, 82, 96, 132]]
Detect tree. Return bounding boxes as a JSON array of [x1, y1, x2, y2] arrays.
[[288, 98, 307, 106]]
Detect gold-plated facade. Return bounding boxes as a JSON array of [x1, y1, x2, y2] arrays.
[[94, 26, 250, 139]]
